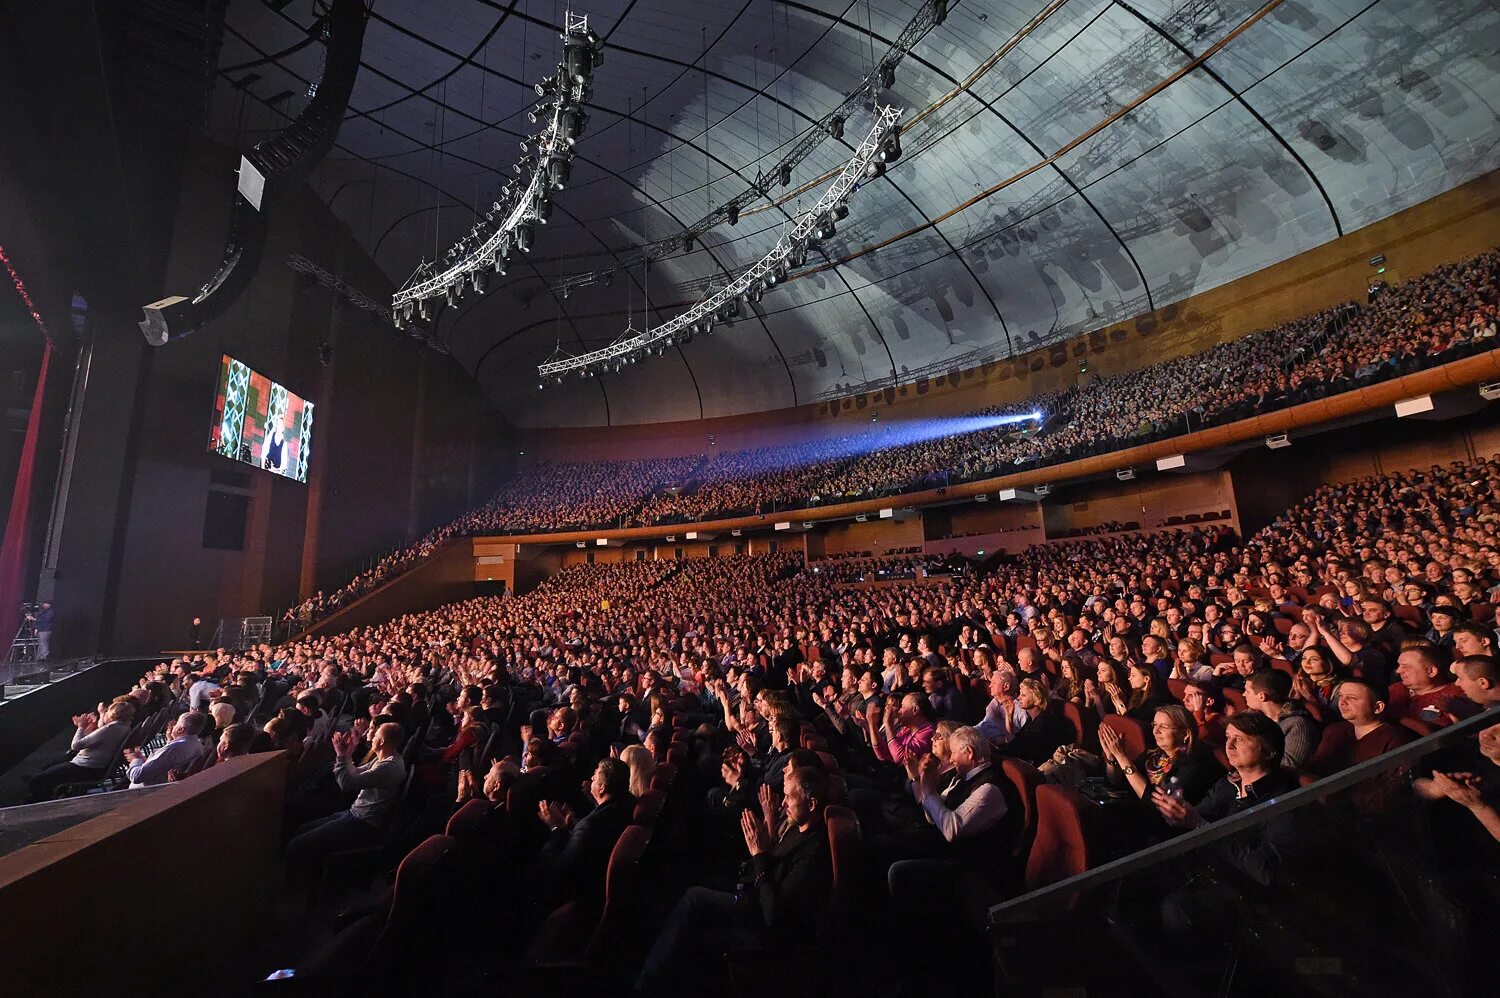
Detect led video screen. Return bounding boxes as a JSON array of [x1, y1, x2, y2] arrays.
[[208, 355, 315, 483]]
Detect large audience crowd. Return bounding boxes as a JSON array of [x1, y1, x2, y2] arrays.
[[29, 452, 1500, 992], [283, 247, 1498, 632]]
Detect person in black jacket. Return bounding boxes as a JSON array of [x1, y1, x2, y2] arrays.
[[635, 766, 834, 997], [1153, 712, 1310, 940], [999, 678, 1076, 766], [537, 757, 635, 909]]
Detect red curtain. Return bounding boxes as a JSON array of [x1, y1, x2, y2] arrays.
[[0, 322, 52, 652]]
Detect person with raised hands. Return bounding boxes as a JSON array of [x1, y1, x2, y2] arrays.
[[283, 722, 407, 883], [27, 701, 135, 802]]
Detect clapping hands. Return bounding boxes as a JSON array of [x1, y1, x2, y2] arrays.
[[538, 799, 575, 832], [759, 782, 782, 834], [740, 807, 772, 857], [331, 729, 357, 759]]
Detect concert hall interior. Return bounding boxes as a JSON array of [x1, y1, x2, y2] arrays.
[[0, 1, 1498, 994]]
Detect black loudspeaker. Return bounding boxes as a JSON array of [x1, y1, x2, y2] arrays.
[[140, 296, 194, 347]]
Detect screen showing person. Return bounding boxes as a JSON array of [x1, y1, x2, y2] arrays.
[[208, 355, 315, 483]]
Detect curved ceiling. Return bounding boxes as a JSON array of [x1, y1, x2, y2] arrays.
[[211, 0, 1500, 427]]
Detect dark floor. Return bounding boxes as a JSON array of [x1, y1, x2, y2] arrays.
[[0, 722, 75, 806]]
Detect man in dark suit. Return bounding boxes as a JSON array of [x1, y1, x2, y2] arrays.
[[537, 757, 635, 907], [636, 766, 834, 996]]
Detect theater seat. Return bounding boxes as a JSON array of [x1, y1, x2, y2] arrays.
[[523, 824, 654, 973], [633, 788, 666, 825], [1025, 785, 1096, 894], [296, 834, 458, 985], [1060, 701, 1098, 753], [650, 761, 678, 790], [1393, 604, 1425, 626], [445, 798, 495, 838], [1099, 715, 1148, 761], [824, 805, 859, 929], [1222, 688, 1247, 713], [1000, 759, 1044, 890]]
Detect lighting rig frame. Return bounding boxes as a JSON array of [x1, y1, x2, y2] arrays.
[[391, 11, 601, 326], [538, 105, 902, 383], [547, 0, 949, 297]]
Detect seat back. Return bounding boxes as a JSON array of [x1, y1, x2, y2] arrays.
[[1059, 701, 1097, 753], [650, 761, 678, 790], [1025, 785, 1095, 895], [375, 834, 457, 950], [1000, 759, 1044, 879], [1099, 714, 1149, 761], [445, 798, 494, 839], [585, 824, 654, 964], [633, 788, 666, 825], [824, 805, 860, 939]]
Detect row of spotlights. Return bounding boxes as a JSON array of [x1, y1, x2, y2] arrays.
[[538, 111, 902, 383]]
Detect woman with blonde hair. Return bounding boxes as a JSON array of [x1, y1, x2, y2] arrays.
[[1099, 704, 1222, 807], [620, 743, 657, 798]]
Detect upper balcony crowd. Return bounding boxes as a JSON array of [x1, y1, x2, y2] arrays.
[[287, 247, 1498, 627]]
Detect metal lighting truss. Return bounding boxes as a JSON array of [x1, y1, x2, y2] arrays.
[[391, 11, 600, 324], [539, 104, 902, 382], [548, 0, 950, 297]]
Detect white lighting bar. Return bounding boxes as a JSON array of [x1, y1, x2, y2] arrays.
[[540, 105, 901, 380], [392, 12, 597, 315]]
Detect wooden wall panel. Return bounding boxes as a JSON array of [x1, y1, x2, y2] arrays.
[[818, 517, 925, 556], [1042, 470, 1237, 536], [0, 754, 286, 994]]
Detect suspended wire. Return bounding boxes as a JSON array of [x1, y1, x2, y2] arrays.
[[753, 44, 762, 161]]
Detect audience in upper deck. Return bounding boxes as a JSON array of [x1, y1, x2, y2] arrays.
[[284, 248, 1499, 628]]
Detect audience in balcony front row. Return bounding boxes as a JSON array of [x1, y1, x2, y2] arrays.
[[27, 451, 1500, 992]]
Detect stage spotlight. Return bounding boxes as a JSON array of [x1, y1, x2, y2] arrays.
[[534, 198, 553, 223], [470, 270, 488, 294], [880, 128, 902, 163], [727, 204, 740, 226], [879, 64, 895, 89], [864, 160, 886, 180], [548, 156, 571, 189], [778, 164, 791, 186], [832, 201, 849, 221], [516, 222, 535, 252], [827, 115, 844, 140]]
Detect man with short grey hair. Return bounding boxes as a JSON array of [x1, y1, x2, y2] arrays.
[[977, 667, 1029, 745], [889, 724, 1014, 985]]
